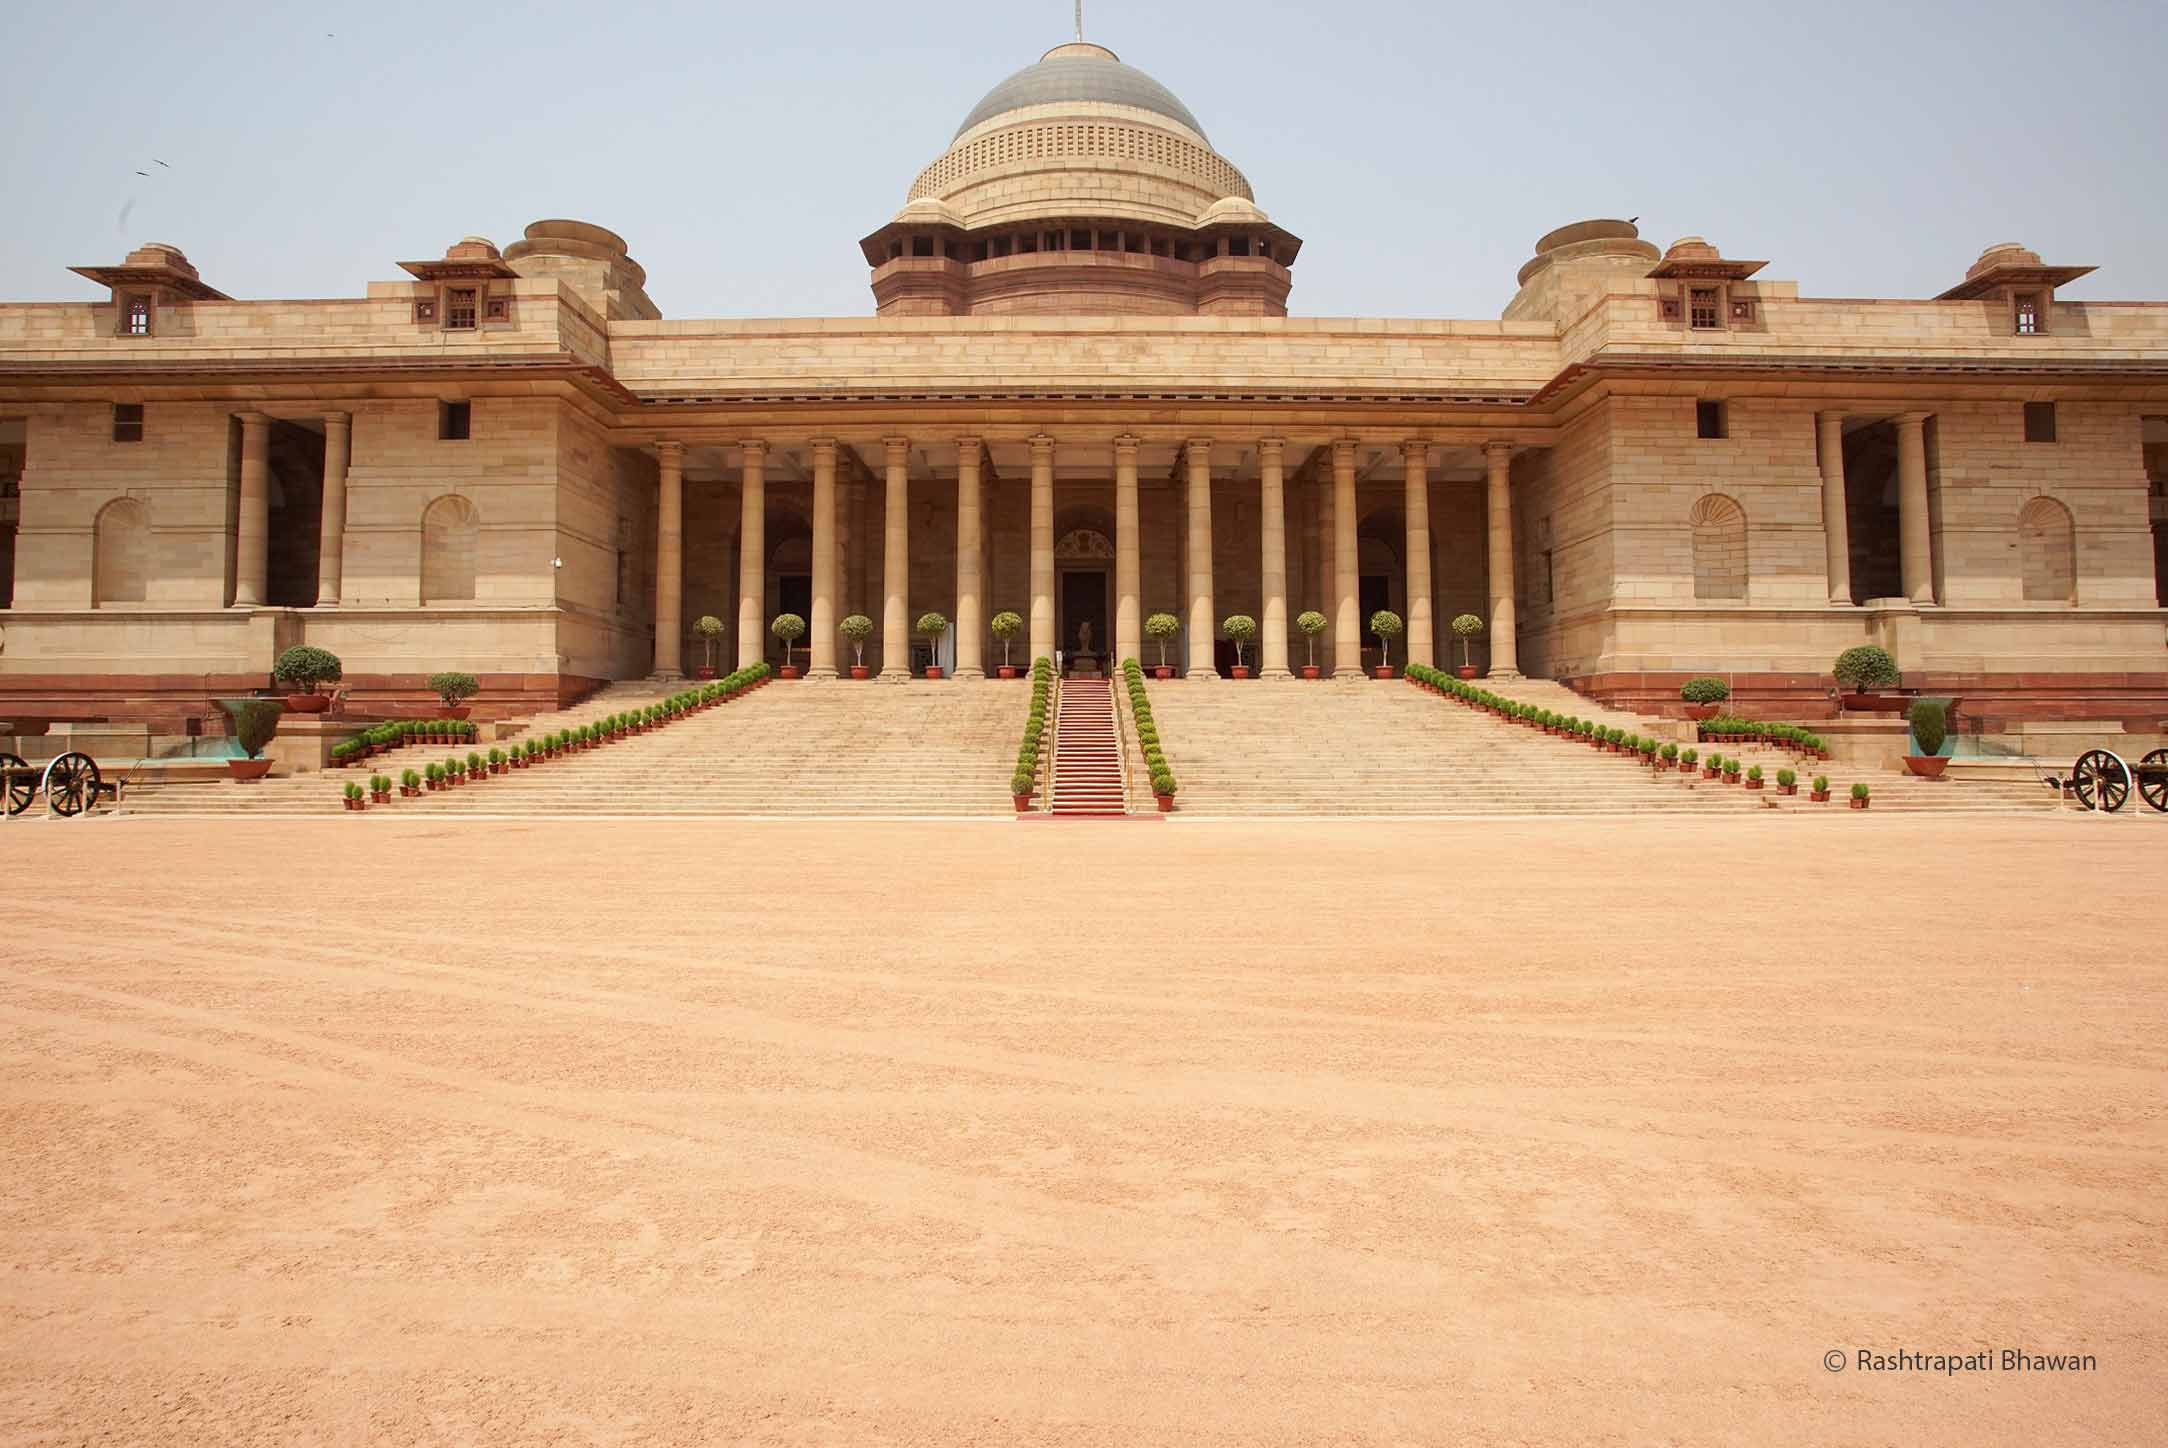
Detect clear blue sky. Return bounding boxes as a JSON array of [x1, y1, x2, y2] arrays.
[[3, 0, 2160, 318]]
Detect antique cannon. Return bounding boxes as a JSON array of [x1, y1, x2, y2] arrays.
[[2048, 748, 2168, 814], [0, 752, 114, 817]]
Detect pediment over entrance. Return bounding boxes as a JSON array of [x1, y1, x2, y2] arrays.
[[1054, 528, 1114, 561]]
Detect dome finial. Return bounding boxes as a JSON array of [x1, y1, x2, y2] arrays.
[[1075, 1, 1084, 43]]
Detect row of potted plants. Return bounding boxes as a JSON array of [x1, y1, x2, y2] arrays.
[[331, 718, 481, 766], [1122, 659, 1179, 810], [1010, 657, 1056, 810], [773, 613, 955, 679], [1694, 716, 1832, 760], [1406, 662, 1878, 807]]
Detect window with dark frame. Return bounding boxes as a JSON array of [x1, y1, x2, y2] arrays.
[[445, 288, 477, 329], [1696, 401, 1727, 440], [1730, 297, 1755, 324], [112, 403, 144, 443], [483, 295, 508, 322], [1689, 288, 1721, 329], [438, 401, 471, 441], [1659, 294, 1682, 323], [414, 297, 437, 324], [2014, 293, 2043, 335], [122, 295, 152, 336], [2023, 401, 2057, 443]]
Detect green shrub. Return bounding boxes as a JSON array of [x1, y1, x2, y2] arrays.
[[1777, 768, 1796, 786], [1746, 764, 1763, 781], [1368, 609, 1404, 666], [1681, 748, 1698, 767], [1221, 614, 1257, 670], [487, 747, 504, 765], [1833, 645, 1899, 692], [1906, 697, 1949, 756], [1661, 742, 1678, 761], [1679, 675, 1728, 704], [1010, 769, 1034, 797], [771, 612, 807, 669], [1144, 612, 1181, 669], [344, 781, 363, 801], [272, 644, 343, 690], [232, 700, 282, 759], [428, 670, 481, 708], [523, 739, 539, 757], [1851, 781, 1871, 800], [425, 763, 443, 782], [990, 610, 1025, 669], [839, 613, 874, 668], [401, 768, 420, 788], [1814, 775, 1830, 792]]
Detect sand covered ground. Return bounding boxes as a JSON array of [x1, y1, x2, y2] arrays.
[[2, 814, 2163, 1445]]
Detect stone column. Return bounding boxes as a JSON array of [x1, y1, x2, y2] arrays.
[[1484, 441, 1521, 678], [1402, 439, 1434, 668], [653, 441, 684, 678], [1895, 411, 1935, 605], [1816, 411, 1853, 605], [955, 437, 986, 679], [736, 441, 767, 669], [234, 410, 271, 606], [878, 435, 911, 680], [1114, 434, 1142, 666], [1258, 437, 1291, 677], [808, 438, 839, 679], [315, 411, 351, 605], [1029, 433, 1056, 663], [1302, 474, 1323, 674], [1185, 438, 1217, 678], [1331, 438, 1361, 678]]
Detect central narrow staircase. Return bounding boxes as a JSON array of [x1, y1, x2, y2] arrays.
[[1049, 677, 1127, 817]]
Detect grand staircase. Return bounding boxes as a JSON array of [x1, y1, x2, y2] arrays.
[[122, 679, 1021, 817], [1136, 677, 2047, 816], [1047, 677, 1127, 817]]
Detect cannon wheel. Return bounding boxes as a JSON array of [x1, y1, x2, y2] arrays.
[[1, 752, 32, 817], [2070, 748, 2131, 814], [42, 752, 102, 817], [2141, 749, 2168, 814]]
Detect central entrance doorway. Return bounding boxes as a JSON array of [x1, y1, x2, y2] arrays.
[[1054, 527, 1114, 675]]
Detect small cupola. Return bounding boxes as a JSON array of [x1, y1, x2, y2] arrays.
[[1934, 243, 2095, 335], [68, 242, 228, 337], [398, 236, 521, 330]]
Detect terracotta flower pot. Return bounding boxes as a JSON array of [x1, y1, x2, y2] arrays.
[[227, 758, 274, 781], [1777, 783, 1797, 796], [1839, 692, 1903, 713], [850, 666, 870, 680], [998, 666, 1019, 680], [1457, 666, 1477, 680], [1013, 794, 1032, 813], [285, 692, 329, 713], [1153, 666, 1174, 681], [1231, 666, 1251, 679], [1301, 666, 1321, 680], [925, 666, 945, 680], [492, 762, 506, 775], [1724, 772, 1742, 785], [1703, 767, 1721, 780], [1682, 703, 1718, 721], [696, 667, 716, 680], [779, 665, 801, 680], [1811, 789, 1831, 802], [1903, 755, 1949, 779], [1373, 666, 1395, 680], [443, 706, 472, 720], [1745, 777, 1763, 790], [1850, 795, 1869, 809], [1155, 792, 1174, 812]]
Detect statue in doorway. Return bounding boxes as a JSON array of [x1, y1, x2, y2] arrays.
[[1077, 619, 1094, 657]]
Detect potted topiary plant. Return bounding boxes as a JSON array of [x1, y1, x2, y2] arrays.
[[1151, 766, 1178, 812], [1903, 697, 1951, 778], [400, 767, 421, 798], [1833, 645, 1901, 711], [771, 613, 806, 678], [1811, 774, 1832, 802], [1449, 612, 1483, 679], [227, 699, 282, 780], [1679, 675, 1728, 722], [370, 773, 392, 804], [1011, 767, 1034, 813], [990, 610, 1025, 678], [1145, 612, 1181, 679], [272, 645, 342, 712], [428, 670, 481, 720], [342, 780, 365, 812], [487, 746, 506, 775], [1368, 610, 1403, 679], [1745, 763, 1764, 791], [839, 614, 874, 680], [916, 612, 949, 678], [1222, 614, 1257, 679], [1850, 780, 1871, 810], [693, 615, 724, 679], [1776, 767, 1798, 796], [1296, 610, 1329, 679]]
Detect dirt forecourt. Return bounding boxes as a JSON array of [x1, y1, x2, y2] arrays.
[[2, 813, 2163, 1445]]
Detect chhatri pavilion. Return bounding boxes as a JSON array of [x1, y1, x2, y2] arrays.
[[2, 35, 2165, 731]]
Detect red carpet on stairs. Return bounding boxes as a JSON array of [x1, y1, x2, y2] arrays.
[[1050, 678, 1127, 817]]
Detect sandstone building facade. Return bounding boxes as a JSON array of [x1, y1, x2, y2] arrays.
[[3, 39, 2165, 729]]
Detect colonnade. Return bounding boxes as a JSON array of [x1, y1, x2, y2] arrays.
[[668, 434, 1530, 682], [1816, 409, 1937, 606]]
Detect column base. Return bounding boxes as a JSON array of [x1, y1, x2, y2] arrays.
[[1185, 669, 1221, 682], [876, 669, 911, 683], [1257, 669, 1294, 681], [1486, 668, 1524, 681], [1331, 667, 1367, 681], [804, 667, 840, 682], [952, 667, 987, 681], [650, 669, 684, 682]]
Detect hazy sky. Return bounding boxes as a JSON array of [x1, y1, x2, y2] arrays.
[[3, 1, 2160, 319]]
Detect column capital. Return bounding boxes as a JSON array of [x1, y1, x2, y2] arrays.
[[1401, 438, 1429, 463], [235, 410, 271, 427], [955, 435, 983, 458], [1113, 433, 1141, 457], [882, 435, 911, 463], [656, 440, 685, 463], [1332, 437, 1358, 466], [1257, 436, 1285, 461], [810, 437, 838, 462], [740, 438, 769, 461], [1028, 432, 1056, 458], [1815, 409, 1847, 426], [1483, 439, 1514, 460], [1893, 411, 1931, 429], [323, 411, 351, 433]]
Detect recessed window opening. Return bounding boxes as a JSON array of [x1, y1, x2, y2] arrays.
[[122, 295, 151, 336], [112, 403, 144, 443], [2023, 401, 2057, 443], [438, 401, 471, 441], [1696, 401, 1727, 440], [445, 288, 477, 330], [1689, 288, 1721, 329]]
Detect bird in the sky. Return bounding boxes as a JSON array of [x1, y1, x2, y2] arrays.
[[134, 170, 149, 177], [1627, 215, 1640, 224], [153, 158, 171, 168]]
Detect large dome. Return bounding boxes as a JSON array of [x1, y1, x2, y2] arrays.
[[954, 42, 1208, 143]]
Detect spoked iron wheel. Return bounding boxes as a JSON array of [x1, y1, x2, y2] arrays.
[[2139, 749, 2168, 814], [0, 752, 32, 817], [2070, 748, 2131, 814], [42, 752, 103, 817]]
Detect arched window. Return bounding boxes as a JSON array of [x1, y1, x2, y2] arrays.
[[92, 497, 148, 605], [1689, 493, 1747, 600], [419, 494, 479, 603], [2017, 496, 2076, 602]]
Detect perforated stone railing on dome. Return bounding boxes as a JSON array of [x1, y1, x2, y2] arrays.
[[909, 121, 1253, 204]]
